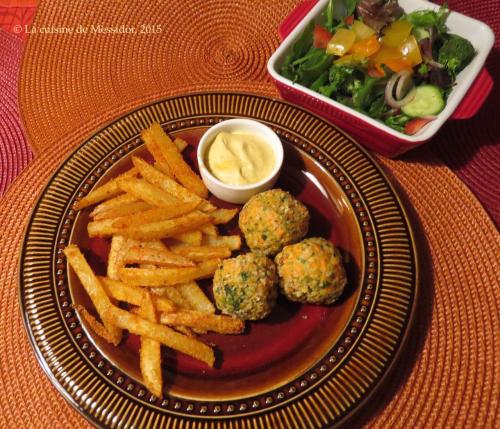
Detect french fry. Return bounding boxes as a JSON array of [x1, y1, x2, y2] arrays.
[[119, 178, 182, 207], [176, 282, 216, 313], [64, 245, 122, 346], [74, 168, 138, 210], [171, 245, 231, 262], [74, 304, 122, 345], [107, 235, 129, 279], [137, 292, 163, 398], [170, 230, 203, 246], [106, 305, 215, 367], [142, 128, 174, 178], [174, 326, 197, 337], [200, 224, 218, 237], [173, 137, 188, 152], [152, 287, 192, 310], [153, 297, 178, 313], [118, 211, 212, 241], [100, 277, 176, 313], [90, 193, 139, 218], [160, 311, 244, 334], [111, 201, 199, 229], [147, 123, 208, 198], [125, 245, 195, 267], [199, 201, 217, 212], [202, 235, 242, 251], [88, 218, 120, 237], [136, 240, 167, 251], [132, 302, 206, 336], [144, 135, 189, 176], [133, 156, 205, 205], [118, 259, 221, 287], [209, 208, 239, 224], [132, 156, 216, 212], [93, 201, 152, 221]]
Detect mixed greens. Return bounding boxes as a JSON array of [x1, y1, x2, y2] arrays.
[[280, 0, 476, 135]]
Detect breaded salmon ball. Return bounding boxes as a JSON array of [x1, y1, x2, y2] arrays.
[[239, 189, 309, 256], [275, 237, 347, 305], [213, 253, 278, 320]]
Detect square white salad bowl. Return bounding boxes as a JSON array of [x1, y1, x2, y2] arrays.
[[267, 0, 495, 157]]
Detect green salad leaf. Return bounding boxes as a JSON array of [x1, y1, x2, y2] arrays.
[[384, 114, 411, 132], [278, 1, 476, 135], [406, 3, 449, 34], [324, 0, 360, 31]]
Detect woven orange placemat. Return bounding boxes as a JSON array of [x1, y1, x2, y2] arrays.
[[1, 0, 498, 427]]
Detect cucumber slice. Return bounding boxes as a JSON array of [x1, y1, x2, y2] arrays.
[[401, 85, 445, 118]]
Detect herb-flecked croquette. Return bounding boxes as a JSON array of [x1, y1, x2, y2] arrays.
[[238, 189, 309, 256], [275, 237, 347, 305], [212, 253, 278, 320]]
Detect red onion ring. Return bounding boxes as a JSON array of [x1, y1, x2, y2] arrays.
[[385, 71, 416, 108]]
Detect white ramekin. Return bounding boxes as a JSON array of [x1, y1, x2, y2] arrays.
[[197, 118, 284, 204]]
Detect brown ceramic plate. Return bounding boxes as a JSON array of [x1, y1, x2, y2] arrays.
[[19, 93, 418, 428]]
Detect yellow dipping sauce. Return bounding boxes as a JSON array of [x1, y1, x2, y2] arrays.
[[206, 131, 275, 186]]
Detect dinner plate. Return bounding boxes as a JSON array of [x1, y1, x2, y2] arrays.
[[19, 92, 418, 428]]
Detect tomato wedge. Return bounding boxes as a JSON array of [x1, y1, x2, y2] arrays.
[[404, 117, 435, 135], [313, 26, 332, 49], [344, 15, 354, 25]]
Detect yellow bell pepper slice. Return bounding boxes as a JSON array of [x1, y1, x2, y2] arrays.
[[326, 29, 356, 56], [349, 35, 381, 57], [351, 20, 375, 41], [382, 20, 413, 49], [400, 35, 422, 66], [371, 45, 413, 74]]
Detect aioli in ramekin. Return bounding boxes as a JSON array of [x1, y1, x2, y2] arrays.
[[206, 131, 275, 186]]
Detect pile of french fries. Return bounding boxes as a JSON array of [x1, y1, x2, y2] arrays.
[[64, 122, 244, 397]]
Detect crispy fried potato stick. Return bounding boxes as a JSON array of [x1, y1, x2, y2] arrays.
[[107, 235, 129, 280], [175, 282, 215, 314], [160, 310, 244, 334], [92, 201, 152, 221], [118, 178, 182, 207], [88, 218, 119, 237], [63, 245, 122, 345], [142, 128, 174, 178], [147, 123, 208, 198], [134, 240, 168, 251], [74, 304, 121, 345], [118, 211, 212, 241], [90, 193, 139, 218], [106, 305, 214, 367], [74, 168, 138, 210], [137, 292, 163, 397], [152, 287, 192, 310], [170, 245, 231, 262], [118, 259, 220, 287], [170, 230, 203, 246], [88, 204, 203, 238], [125, 245, 195, 267], [100, 277, 176, 313], [133, 156, 208, 207], [200, 224, 218, 237], [201, 235, 242, 251], [173, 137, 188, 152], [209, 208, 239, 224], [111, 202, 199, 229]]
